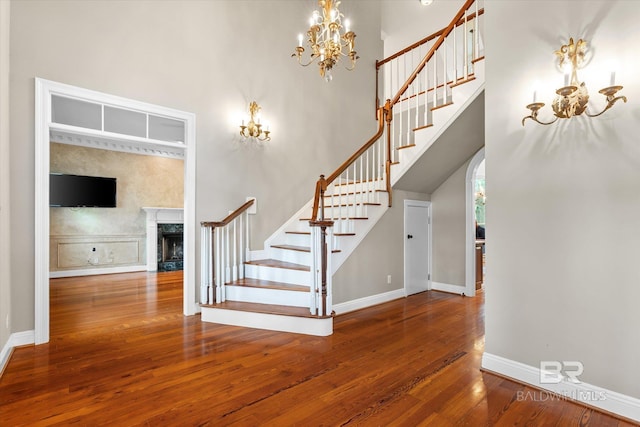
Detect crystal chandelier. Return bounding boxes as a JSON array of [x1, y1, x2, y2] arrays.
[[522, 37, 627, 126], [291, 0, 358, 82]]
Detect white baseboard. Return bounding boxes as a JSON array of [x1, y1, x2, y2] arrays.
[[431, 281, 465, 295], [50, 265, 147, 278], [482, 352, 640, 423], [0, 330, 35, 377], [333, 288, 405, 315]]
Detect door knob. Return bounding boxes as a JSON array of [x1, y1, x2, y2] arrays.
[[407, 234, 413, 239]]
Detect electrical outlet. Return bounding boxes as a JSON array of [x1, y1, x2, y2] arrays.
[[387, 275, 392, 284]]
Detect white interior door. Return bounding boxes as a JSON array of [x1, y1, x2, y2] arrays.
[[404, 200, 431, 296]]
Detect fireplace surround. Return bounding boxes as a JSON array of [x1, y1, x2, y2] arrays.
[[142, 207, 183, 272]]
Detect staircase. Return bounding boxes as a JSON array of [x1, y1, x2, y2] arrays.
[[200, 0, 485, 336]]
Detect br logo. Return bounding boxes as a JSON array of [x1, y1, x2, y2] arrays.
[[540, 361, 584, 384]]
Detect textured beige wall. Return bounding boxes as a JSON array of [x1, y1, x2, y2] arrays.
[[50, 143, 183, 236], [9, 1, 382, 331], [431, 159, 470, 287], [333, 190, 429, 304], [485, 0, 640, 399]]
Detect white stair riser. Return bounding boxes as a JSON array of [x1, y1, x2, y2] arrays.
[[283, 233, 313, 247], [320, 205, 369, 219], [283, 233, 343, 251], [225, 286, 310, 308], [201, 307, 333, 336], [244, 263, 310, 286], [270, 247, 311, 265]]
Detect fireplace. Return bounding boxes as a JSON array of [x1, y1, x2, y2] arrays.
[[157, 223, 183, 271], [142, 207, 184, 272]]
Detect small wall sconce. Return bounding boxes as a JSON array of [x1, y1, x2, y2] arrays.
[[240, 101, 271, 141], [522, 37, 627, 126]]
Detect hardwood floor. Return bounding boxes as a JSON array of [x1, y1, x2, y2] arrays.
[[0, 272, 634, 426]]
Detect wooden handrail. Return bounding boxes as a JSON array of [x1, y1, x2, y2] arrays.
[[377, 29, 445, 69], [201, 199, 255, 228], [310, 105, 388, 221], [390, 0, 477, 106], [376, 8, 484, 69]]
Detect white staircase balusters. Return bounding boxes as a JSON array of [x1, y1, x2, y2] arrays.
[[200, 199, 255, 305]]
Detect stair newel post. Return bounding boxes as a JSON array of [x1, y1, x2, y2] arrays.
[[309, 219, 334, 317], [232, 218, 237, 282], [200, 224, 209, 304], [208, 226, 215, 304], [216, 226, 223, 303], [238, 214, 244, 280], [384, 100, 394, 208]]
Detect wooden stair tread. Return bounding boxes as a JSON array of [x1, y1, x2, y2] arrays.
[[300, 217, 368, 221], [202, 301, 331, 319], [324, 202, 381, 207], [413, 124, 433, 131], [285, 231, 356, 237], [432, 101, 454, 111], [245, 259, 310, 271], [226, 278, 308, 292], [324, 189, 387, 197], [397, 144, 416, 150], [271, 244, 341, 253], [450, 75, 476, 88]]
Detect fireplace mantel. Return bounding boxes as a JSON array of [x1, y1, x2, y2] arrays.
[[142, 207, 184, 271]]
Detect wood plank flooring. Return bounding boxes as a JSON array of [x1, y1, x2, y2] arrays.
[[0, 271, 635, 426]]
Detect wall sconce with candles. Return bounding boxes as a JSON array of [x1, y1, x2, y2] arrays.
[[239, 101, 271, 141], [291, 0, 358, 82], [522, 37, 627, 126]]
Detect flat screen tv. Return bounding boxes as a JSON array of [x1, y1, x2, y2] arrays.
[[50, 173, 117, 208]]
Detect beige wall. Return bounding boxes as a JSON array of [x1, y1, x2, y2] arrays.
[[9, 1, 382, 331], [485, 0, 640, 399], [431, 159, 470, 287], [333, 190, 429, 304], [0, 0, 11, 354]]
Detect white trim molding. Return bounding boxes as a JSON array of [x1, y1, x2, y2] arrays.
[[464, 147, 485, 298], [35, 78, 197, 344], [50, 265, 146, 279], [0, 331, 35, 377], [482, 352, 640, 423], [333, 289, 405, 315], [431, 281, 465, 295]]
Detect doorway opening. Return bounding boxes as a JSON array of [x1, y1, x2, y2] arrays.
[[464, 147, 485, 297], [35, 78, 197, 344]]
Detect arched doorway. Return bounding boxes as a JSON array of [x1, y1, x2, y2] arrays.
[[464, 147, 485, 296]]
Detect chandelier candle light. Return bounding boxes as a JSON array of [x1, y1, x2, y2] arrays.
[[522, 37, 627, 126], [240, 101, 271, 141], [292, 0, 358, 81]]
